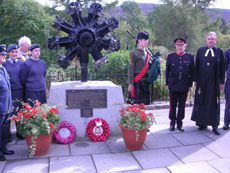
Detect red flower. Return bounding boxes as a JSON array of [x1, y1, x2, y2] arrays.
[[141, 117, 147, 121], [149, 113, 153, 116], [49, 123, 54, 129], [25, 104, 32, 110], [42, 114, 47, 117], [119, 108, 125, 113]]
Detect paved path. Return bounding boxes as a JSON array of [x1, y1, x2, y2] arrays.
[[1, 104, 230, 173]]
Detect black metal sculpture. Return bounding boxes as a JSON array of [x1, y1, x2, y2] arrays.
[[47, 1, 120, 82]]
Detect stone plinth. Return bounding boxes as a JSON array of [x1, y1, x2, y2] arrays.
[[48, 81, 124, 137]]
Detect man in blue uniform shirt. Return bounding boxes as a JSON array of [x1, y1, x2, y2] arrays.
[[0, 45, 15, 161], [166, 38, 194, 132], [3, 43, 25, 139], [20, 44, 47, 106]]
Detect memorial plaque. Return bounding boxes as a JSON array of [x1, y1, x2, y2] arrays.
[[81, 108, 93, 117], [66, 89, 107, 109]]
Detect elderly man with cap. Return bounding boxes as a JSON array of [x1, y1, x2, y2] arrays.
[[191, 32, 225, 135], [3, 44, 25, 140], [0, 45, 15, 161], [17, 36, 31, 61], [166, 38, 194, 132], [20, 43, 47, 106], [128, 31, 152, 105]]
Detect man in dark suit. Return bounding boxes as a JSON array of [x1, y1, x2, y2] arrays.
[[166, 38, 194, 132], [0, 45, 15, 161], [191, 32, 225, 135]]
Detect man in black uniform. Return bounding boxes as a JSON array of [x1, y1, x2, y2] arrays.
[[191, 32, 225, 135], [166, 38, 194, 131]]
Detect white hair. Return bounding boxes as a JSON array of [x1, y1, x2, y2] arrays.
[[18, 36, 31, 46], [206, 32, 217, 39]]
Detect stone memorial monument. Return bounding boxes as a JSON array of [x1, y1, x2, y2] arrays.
[[48, 1, 123, 137]]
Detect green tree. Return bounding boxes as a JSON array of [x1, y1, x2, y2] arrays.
[[148, 0, 218, 52], [0, 0, 56, 66]]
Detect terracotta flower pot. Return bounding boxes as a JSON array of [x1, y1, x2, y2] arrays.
[[119, 124, 148, 150], [26, 132, 53, 156]]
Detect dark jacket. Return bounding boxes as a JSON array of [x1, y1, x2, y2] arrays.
[[166, 52, 194, 92], [194, 46, 225, 104], [0, 66, 12, 115]]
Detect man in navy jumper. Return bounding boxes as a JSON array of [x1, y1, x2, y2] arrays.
[[3, 43, 25, 140], [0, 45, 15, 161], [20, 44, 47, 106]]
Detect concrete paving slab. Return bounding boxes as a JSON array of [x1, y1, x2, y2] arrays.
[[15, 139, 27, 145], [145, 134, 182, 149], [70, 141, 111, 155], [133, 149, 182, 169], [124, 167, 170, 173], [208, 158, 230, 173], [3, 158, 49, 173], [204, 140, 230, 157], [93, 153, 141, 172], [169, 144, 219, 163], [5, 145, 28, 160], [171, 131, 213, 145], [50, 155, 96, 173], [149, 124, 171, 135], [201, 129, 230, 141], [0, 161, 6, 173], [168, 162, 219, 173], [106, 136, 130, 153]]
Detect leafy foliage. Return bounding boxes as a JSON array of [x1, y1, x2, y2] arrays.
[[119, 104, 155, 131], [11, 101, 60, 156]]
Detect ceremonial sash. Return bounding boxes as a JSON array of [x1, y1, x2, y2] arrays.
[[131, 52, 151, 97]]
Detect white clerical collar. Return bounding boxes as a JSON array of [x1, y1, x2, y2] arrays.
[[205, 47, 215, 57]]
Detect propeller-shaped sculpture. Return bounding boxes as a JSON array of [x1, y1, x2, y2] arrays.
[[47, 1, 120, 82]]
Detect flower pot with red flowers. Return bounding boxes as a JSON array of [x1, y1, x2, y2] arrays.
[[11, 101, 60, 156], [119, 103, 155, 150]]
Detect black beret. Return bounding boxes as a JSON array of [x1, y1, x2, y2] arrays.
[[7, 44, 19, 52], [174, 38, 186, 45], [28, 43, 40, 51], [0, 44, 7, 55], [137, 32, 149, 40]]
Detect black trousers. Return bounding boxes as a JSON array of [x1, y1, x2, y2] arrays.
[[169, 91, 188, 127], [25, 90, 46, 107], [0, 114, 10, 155]]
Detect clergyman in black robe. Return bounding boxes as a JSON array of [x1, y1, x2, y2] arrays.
[[191, 32, 225, 135]]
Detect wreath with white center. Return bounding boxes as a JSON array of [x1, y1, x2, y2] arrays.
[[86, 118, 110, 142], [53, 121, 76, 144]]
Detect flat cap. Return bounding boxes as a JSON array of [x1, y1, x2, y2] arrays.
[[174, 38, 186, 45], [137, 32, 149, 40], [7, 44, 19, 52], [0, 44, 7, 55], [28, 43, 40, 51]]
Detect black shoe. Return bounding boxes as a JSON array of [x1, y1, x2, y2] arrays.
[[0, 155, 6, 161], [177, 126, 184, 132], [16, 132, 25, 140], [223, 124, 229, 130], [212, 128, 220, 136], [169, 124, 175, 131], [3, 149, 15, 155], [198, 125, 207, 130]]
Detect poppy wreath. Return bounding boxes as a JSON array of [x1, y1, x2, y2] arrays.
[[86, 118, 110, 142], [53, 121, 76, 144]]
